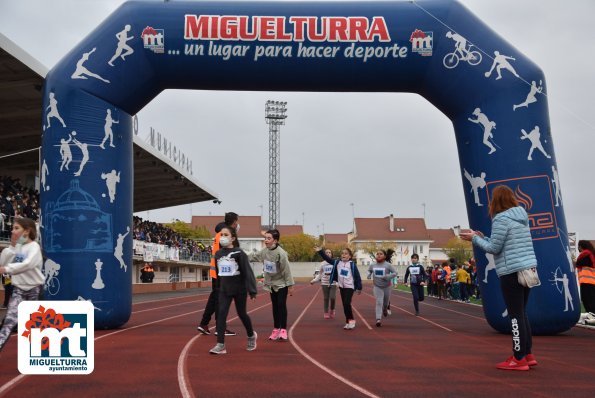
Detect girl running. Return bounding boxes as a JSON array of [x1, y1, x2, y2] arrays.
[[209, 226, 257, 355], [316, 246, 362, 330], [251, 229, 294, 341], [310, 248, 337, 319], [367, 250, 397, 327], [0, 217, 44, 352]]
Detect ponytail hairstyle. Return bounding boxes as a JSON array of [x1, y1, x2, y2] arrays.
[[386, 248, 396, 264]]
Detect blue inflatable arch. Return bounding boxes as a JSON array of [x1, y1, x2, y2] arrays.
[[41, 0, 578, 333]]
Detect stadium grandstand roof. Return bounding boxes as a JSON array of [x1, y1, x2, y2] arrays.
[[0, 32, 218, 211]]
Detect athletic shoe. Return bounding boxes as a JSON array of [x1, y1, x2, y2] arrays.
[[347, 320, 356, 329], [209, 343, 226, 355], [197, 325, 210, 335], [343, 323, 350, 330], [214, 329, 237, 336], [278, 329, 288, 341], [525, 354, 538, 366], [415, 310, 419, 316], [387, 308, 392, 316], [247, 331, 258, 351], [496, 356, 530, 371], [382, 308, 388, 318], [324, 312, 330, 319], [330, 310, 336, 319], [376, 319, 381, 327], [269, 328, 280, 340]]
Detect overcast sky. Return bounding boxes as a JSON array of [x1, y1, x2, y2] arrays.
[[1, 0, 594, 238]]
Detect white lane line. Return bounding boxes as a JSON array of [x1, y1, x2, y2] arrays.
[[363, 291, 452, 332], [177, 302, 271, 398], [352, 306, 373, 330], [289, 289, 382, 398]]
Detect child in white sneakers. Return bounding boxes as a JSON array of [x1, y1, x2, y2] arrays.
[[316, 246, 362, 330], [209, 226, 257, 355]]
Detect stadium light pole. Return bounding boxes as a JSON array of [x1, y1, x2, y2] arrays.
[[264, 100, 287, 229]]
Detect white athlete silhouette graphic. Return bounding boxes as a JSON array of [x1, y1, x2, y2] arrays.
[[41, 159, 49, 191], [463, 169, 487, 206], [550, 269, 574, 312], [101, 169, 121, 203], [483, 253, 496, 283], [468, 108, 497, 154], [443, 31, 482, 69], [59, 134, 73, 171], [446, 31, 468, 60], [108, 25, 135, 66], [520, 126, 551, 160], [485, 51, 519, 80], [551, 165, 562, 207], [71, 48, 110, 83], [100, 109, 119, 149], [114, 226, 130, 272], [45, 92, 66, 130], [513, 80, 543, 111], [72, 134, 90, 176]]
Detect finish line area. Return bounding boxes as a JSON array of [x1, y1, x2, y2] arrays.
[[1, 282, 594, 398]]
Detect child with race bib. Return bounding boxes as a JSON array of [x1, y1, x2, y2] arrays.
[[367, 250, 397, 327], [0, 217, 44, 352], [404, 253, 427, 316], [316, 246, 362, 330], [209, 226, 258, 355], [310, 248, 338, 319], [250, 229, 294, 341]]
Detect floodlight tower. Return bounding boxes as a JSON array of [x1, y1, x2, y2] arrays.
[[264, 100, 288, 228]]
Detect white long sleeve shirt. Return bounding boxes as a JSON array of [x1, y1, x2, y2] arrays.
[[0, 242, 44, 290]]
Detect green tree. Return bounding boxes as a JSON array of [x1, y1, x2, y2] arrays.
[[280, 233, 319, 262], [444, 237, 474, 265], [165, 221, 212, 240]]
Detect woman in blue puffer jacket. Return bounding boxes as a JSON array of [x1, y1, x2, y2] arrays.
[[460, 185, 537, 371]]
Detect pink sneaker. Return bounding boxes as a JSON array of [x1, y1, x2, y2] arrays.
[[496, 356, 529, 371], [324, 312, 330, 319], [268, 328, 280, 341], [330, 310, 336, 319], [278, 329, 288, 341]]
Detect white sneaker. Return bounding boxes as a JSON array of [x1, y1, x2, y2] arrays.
[[348, 320, 356, 329], [209, 343, 226, 355], [343, 323, 350, 330], [247, 331, 257, 351]]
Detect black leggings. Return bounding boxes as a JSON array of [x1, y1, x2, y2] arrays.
[[270, 287, 289, 329], [216, 291, 253, 344], [580, 283, 595, 313], [339, 287, 355, 321], [499, 272, 532, 360]]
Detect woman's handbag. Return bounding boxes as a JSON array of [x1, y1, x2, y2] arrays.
[[518, 267, 541, 288]]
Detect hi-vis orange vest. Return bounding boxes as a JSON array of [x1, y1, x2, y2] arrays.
[[209, 231, 221, 279], [577, 250, 595, 286]]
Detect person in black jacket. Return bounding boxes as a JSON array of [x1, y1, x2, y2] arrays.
[[209, 226, 257, 355], [404, 253, 427, 316]]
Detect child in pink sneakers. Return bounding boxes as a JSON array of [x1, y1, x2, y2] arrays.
[[310, 248, 337, 319], [250, 229, 294, 341]]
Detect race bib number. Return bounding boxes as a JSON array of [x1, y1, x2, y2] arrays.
[[339, 268, 350, 278], [264, 260, 278, 274], [373, 268, 385, 277], [14, 253, 25, 263], [410, 267, 420, 275], [218, 259, 238, 276], [323, 265, 333, 274]]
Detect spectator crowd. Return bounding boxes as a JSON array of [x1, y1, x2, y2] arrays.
[[133, 216, 211, 259], [1, 176, 40, 240]]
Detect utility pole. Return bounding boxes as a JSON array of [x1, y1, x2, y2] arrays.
[[264, 100, 287, 229]]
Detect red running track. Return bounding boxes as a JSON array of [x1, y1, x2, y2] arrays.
[[1, 283, 595, 397]]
